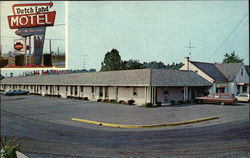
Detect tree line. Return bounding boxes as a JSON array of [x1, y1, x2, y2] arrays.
[[101, 48, 183, 71]]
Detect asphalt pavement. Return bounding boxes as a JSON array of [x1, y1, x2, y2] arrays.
[[1, 95, 249, 158]]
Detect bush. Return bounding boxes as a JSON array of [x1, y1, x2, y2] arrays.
[[109, 99, 117, 103], [170, 100, 176, 105], [127, 99, 135, 105], [102, 99, 109, 103], [97, 99, 102, 102], [156, 102, 162, 106], [83, 97, 88, 101], [177, 100, 185, 104], [119, 100, 125, 104], [142, 103, 154, 108], [1, 137, 20, 158]]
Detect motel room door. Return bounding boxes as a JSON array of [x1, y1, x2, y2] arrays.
[[104, 87, 109, 99]]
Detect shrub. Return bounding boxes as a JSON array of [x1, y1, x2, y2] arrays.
[[102, 99, 109, 103], [185, 100, 191, 104], [170, 100, 176, 105], [142, 103, 154, 108], [119, 100, 125, 104], [97, 99, 102, 102], [109, 99, 117, 103], [177, 100, 185, 104], [128, 99, 135, 105], [83, 97, 88, 101], [1, 137, 20, 158], [156, 102, 162, 106]]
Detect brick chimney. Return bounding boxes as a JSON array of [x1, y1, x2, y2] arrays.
[[184, 57, 190, 70]]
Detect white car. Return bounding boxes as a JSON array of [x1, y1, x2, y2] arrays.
[[235, 93, 250, 102]]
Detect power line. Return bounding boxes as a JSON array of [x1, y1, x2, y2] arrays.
[[211, 12, 248, 59]]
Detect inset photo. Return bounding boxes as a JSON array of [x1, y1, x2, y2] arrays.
[[0, 1, 66, 69]]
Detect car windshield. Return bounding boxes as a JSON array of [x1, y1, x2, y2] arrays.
[[239, 94, 248, 97]]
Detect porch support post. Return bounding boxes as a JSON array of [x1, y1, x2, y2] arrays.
[[183, 86, 189, 101], [115, 86, 118, 102]]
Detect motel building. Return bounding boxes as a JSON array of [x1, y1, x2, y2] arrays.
[[1, 69, 212, 105]]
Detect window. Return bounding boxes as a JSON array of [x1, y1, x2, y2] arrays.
[[57, 86, 60, 91], [214, 95, 220, 98], [241, 68, 243, 76], [216, 88, 225, 93], [243, 86, 247, 92], [91, 86, 94, 93], [207, 95, 214, 98], [220, 95, 231, 99], [239, 94, 248, 97], [80, 86, 84, 92], [66, 86, 68, 91], [133, 87, 138, 96]]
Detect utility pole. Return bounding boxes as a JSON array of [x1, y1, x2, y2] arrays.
[[29, 36, 31, 64], [49, 39, 52, 55], [57, 47, 59, 57], [185, 40, 194, 58]]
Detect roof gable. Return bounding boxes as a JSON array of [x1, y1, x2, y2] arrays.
[[215, 63, 243, 81], [190, 61, 227, 82]]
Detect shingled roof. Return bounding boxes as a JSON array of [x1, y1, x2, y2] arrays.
[[151, 69, 212, 86], [190, 61, 227, 82], [215, 63, 243, 81], [245, 65, 250, 76], [1, 69, 212, 87], [1, 69, 151, 86]]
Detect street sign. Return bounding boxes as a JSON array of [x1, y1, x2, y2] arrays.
[[15, 26, 46, 36]]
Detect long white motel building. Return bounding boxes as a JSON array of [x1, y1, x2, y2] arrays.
[[1, 69, 212, 105]]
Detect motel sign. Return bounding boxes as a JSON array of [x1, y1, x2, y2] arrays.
[[7, 2, 56, 66], [8, 2, 56, 29]]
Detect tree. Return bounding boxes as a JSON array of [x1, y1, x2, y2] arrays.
[[101, 49, 123, 71], [222, 51, 244, 63], [122, 59, 143, 70], [142, 61, 167, 69]]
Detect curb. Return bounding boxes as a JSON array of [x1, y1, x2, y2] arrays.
[[71, 116, 219, 128]]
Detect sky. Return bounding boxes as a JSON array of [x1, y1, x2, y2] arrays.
[[1, 1, 249, 75]]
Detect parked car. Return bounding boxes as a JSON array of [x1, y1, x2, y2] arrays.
[[235, 93, 250, 102], [196, 93, 237, 105], [5, 90, 29, 96]]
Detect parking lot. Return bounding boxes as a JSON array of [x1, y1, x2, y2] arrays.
[[1, 94, 249, 158], [1, 94, 249, 130]]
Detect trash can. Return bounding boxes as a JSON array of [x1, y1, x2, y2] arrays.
[[43, 54, 52, 66], [15, 54, 24, 66]]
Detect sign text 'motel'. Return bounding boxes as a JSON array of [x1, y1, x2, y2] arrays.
[[8, 2, 56, 29]]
